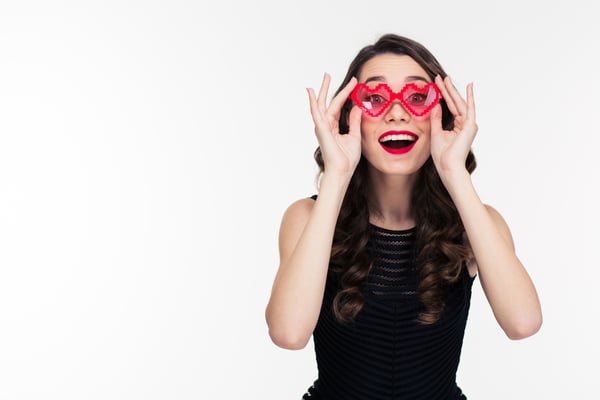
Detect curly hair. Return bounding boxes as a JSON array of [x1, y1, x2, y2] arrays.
[[314, 34, 477, 324]]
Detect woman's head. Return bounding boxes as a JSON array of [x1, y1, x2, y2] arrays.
[[341, 34, 453, 134], [314, 33, 455, 172], [355, 53, 439, 177]]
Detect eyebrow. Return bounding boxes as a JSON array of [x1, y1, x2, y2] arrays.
[[364, 75, 429, 84]]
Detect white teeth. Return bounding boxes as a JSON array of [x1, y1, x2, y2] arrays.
[[379, 134, 416, 142]]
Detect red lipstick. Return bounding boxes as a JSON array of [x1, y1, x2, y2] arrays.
[[378, 130, 418, 155]]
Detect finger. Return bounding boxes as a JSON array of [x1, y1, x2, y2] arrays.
[[317, 73, 331, 111], [307, 87, 329, 133], [435, 75, 460, 116], [328, 77, 358, 114], [347, 104, 362, 139], [444, 76, 467, 116], [466, 82, 476, 122], [435, 75, 459, 116], [307, 86, 337, 152], [306, 87, 321, 126]]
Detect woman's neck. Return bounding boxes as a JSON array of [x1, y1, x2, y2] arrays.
[[367, 169, 417, 231]]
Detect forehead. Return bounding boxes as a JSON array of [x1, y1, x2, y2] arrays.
[[358, 53, 430, 85]]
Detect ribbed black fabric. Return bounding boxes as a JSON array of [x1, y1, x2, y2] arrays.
[[303, 224, 474, 400]]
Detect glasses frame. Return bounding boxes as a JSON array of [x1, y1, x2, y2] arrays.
[[350, 82, 442, 117]]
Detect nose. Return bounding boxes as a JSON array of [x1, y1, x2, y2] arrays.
[[384, 100, 411, 122]]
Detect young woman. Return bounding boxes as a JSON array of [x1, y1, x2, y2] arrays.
[[265, 34, 542, 400]]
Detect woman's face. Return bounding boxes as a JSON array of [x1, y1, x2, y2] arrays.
[[356, 53, 435, 177]]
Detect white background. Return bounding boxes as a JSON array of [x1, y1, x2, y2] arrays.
[[0, 1, 598, 399]]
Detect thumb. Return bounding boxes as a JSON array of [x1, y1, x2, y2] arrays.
[[430, 104, 444, 136], [347, 105, 362, 138]]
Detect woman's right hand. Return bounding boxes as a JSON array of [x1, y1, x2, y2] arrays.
[[307, 73, 363, 179]]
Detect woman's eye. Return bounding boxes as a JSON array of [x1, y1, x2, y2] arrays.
[[366, 94, 387, 105], [406, 93, 426, 105]]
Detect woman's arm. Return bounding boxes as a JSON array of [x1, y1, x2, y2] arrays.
[[265, 74, 361, 349], [430, 76, 542, 339], [265, 176, 348, 350], [445, 171, 542, 340]]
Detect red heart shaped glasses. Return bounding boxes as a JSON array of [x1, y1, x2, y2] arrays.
[[350, 82, 442, 117]]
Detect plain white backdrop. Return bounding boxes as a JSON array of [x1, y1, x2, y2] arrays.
[[0, 0, 598, 399]]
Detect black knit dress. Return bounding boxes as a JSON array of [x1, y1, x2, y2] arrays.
[[303, 224, 474, 400]]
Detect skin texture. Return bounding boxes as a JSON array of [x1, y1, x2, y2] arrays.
[[358, 55, 434, 179], [265, 53, 542, 350]]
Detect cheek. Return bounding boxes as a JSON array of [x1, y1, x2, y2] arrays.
[[414, 116, 433, 132], [359, 115, 380, 136], [359, 118, 378, 150]]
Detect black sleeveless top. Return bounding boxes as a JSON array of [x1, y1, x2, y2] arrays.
[[303, 220, 474, 400]]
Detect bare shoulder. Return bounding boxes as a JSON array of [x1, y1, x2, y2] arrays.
[[278, 197, 316, 259], [281, 197, 316, 227], [464, 204, 517, 277], [484, 203, 515, 249]]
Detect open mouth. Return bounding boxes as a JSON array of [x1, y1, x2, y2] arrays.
[[378, 131, 418, 154]]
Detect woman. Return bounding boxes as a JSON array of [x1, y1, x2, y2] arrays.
[[265, 34, 542, 399]]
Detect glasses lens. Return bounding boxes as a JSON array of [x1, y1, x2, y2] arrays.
[[354, 85, 390, 116], [402, 84, 439, 115]]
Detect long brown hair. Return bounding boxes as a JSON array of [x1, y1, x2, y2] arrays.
[[314, 34, 477, 324]]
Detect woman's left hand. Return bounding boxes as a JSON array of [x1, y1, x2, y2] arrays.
[[429, 75, 478, 180]]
